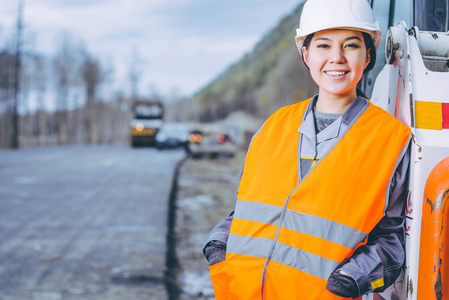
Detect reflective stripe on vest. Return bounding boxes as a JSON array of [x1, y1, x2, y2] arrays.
[[232, 200, 367, 249], [225, 99, 411, 299], [228, 234, 340, 280]]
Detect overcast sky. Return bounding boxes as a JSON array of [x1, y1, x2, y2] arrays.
[[0, 0, 302, 98]]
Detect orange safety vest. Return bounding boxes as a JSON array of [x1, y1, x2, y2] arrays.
[[209, 99, 411, 300]]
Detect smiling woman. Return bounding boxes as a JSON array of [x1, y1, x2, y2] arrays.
[[202, 0, 412, 299]]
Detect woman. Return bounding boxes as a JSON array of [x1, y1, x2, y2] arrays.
[[203, 0, 411, 299]]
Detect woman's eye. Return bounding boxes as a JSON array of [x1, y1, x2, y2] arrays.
[[345, 43, 360, 48], [317, 44, 329, 48]]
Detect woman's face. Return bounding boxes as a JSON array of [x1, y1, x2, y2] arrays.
[[302, 29, 370, 100]]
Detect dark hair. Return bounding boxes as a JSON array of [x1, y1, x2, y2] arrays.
[[361, 32, 376, 73], [301, 31, 376, 74], [356, 87, 367, 98]]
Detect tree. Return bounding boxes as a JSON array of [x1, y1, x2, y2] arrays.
[[52, 33, 82, 145], [32, 55, 49, 146], [128, 47, 144, 99], [0, 51, 15, 148], [11, 0, 24, 149], [80, 51, 103, 144]]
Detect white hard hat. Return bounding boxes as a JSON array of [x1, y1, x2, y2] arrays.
[[295, 0, 381, 53]]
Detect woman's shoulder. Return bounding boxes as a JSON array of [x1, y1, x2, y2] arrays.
[[270, 98, 312, 118], [366, 100, 411, 134], [254, 99, 312, 135]]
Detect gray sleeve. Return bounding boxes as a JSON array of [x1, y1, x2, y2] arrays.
[[203, 211, 234, 251], [202, 211, 234, 265], [337, 141, 411, 296]]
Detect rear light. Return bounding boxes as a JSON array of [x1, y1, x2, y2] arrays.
[[189, 134, 202, 143]]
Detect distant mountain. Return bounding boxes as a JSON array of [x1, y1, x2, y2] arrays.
[[172, 2, 317, 122]]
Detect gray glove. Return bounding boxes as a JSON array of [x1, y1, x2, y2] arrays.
[[326, 271, 359, 298], [203, 240, 226, 266]]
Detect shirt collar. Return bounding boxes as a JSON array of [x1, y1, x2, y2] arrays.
[[297, 96, 317, 143], [297, 95, 368, 141], [342, 96, 368, 125], [316, 115, 342, 144]]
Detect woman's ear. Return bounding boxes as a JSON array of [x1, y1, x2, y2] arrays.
[[365, 49, 371, 68], [302, 47, 309, 67]]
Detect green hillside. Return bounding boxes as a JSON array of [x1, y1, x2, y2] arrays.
[[172, 2, 317, 122]]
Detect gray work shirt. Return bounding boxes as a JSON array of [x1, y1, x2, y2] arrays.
[[204, 95, 411, 295], [298, 95, 366, 179]]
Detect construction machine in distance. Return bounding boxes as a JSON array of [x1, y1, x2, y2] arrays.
[[129, 99, 164, 147], [361, 0, 449, 299]]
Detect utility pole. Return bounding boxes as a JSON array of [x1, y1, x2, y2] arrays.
[[11, 0, 24, 149]]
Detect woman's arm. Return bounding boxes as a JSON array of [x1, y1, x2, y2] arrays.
[[203, 212, 234, 265], [327, 142, 411, 297]]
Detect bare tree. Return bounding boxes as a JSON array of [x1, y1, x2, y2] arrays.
[[110, 91, 130, 144], [52, 33, 82, 145], [32, 56, 48, 146], [11, 0, 24, 149], [0, 51, 15, 148], [128, 47, 144, 99], [80, 51, 103, 144], [18, 53, 35, 148]]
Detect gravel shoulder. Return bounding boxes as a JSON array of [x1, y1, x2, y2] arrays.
[[175, 150, 246, 299]]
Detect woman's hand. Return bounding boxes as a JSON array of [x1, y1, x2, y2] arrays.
[[326, 270, 359, 298], [204, 240, 226, 266]]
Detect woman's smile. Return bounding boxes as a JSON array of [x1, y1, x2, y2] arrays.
[[324, 70, 350, 78]]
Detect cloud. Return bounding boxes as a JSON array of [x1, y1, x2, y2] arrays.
[[1, 0, 302, 96]]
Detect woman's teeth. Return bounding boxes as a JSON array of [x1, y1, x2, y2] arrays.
[[326, 71, 347, 76]]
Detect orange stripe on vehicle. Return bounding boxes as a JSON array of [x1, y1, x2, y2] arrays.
[[415, 101, 443, 130]]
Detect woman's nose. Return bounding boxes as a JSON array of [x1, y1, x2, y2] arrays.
[[329, 48, 346, 64]]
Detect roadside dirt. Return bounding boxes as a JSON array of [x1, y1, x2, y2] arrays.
[[175, 150, 246, 300]]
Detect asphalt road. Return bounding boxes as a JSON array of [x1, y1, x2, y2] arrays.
[[0, 145, 186, 300]]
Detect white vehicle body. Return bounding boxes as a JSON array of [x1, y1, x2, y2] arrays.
[[363, 2, 449, 298]]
